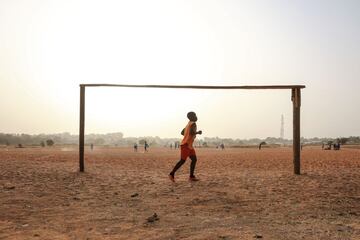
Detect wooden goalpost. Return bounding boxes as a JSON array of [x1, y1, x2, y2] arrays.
[[79, 84, 305, 174]]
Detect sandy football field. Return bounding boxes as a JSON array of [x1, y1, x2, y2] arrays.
[[0, 146, 359, 239]]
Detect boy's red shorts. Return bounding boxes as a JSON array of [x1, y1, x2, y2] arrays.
[[180, 144, 196, 160]]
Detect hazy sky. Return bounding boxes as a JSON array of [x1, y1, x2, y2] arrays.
[[1, 0, 359, 139]]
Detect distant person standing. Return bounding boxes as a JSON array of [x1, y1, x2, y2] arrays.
[[144, 141, 149, 152], [169, 111, 202, 182], [220, 143, 225, 150], [170, 143, 173, 149], [134, 143, 138, 152], [90, 143, 94, 151]]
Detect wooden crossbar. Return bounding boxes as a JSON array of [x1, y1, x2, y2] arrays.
[[80, 84, 305, 90]]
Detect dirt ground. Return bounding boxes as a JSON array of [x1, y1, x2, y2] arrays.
[[0, 146, 359, 240]]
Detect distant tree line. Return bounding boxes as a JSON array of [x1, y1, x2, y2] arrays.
[[0, 133, 74, 147], [0, 132, 359, 147]]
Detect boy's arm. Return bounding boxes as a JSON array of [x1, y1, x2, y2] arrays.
[[181, 128, 185, 136], [190, 123, 202, 135]]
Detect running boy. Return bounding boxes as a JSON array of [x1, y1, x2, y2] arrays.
[[169, 111, 202, 182]]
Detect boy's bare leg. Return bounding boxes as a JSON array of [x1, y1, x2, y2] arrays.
[[189, 155, 199, 181], [169, 159, 186, 178], [189, 155, 197, 177]]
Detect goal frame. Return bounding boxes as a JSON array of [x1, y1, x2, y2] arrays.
[[79, 84, 305, 174]]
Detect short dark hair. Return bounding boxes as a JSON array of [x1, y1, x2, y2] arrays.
[[187, 111, 196, 119]]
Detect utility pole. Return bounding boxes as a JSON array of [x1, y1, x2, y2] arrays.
[[280, 114, 284, 139]]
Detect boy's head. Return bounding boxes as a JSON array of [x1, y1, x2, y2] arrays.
[[187, 111, 197, 122]]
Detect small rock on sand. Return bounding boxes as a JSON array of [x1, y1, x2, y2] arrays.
[[218, 236, 230, 239], [4, 185, 15, 190], [147, 213, 159, 223], [131, 193, 139, 198], [254, 234, 263, 238]]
